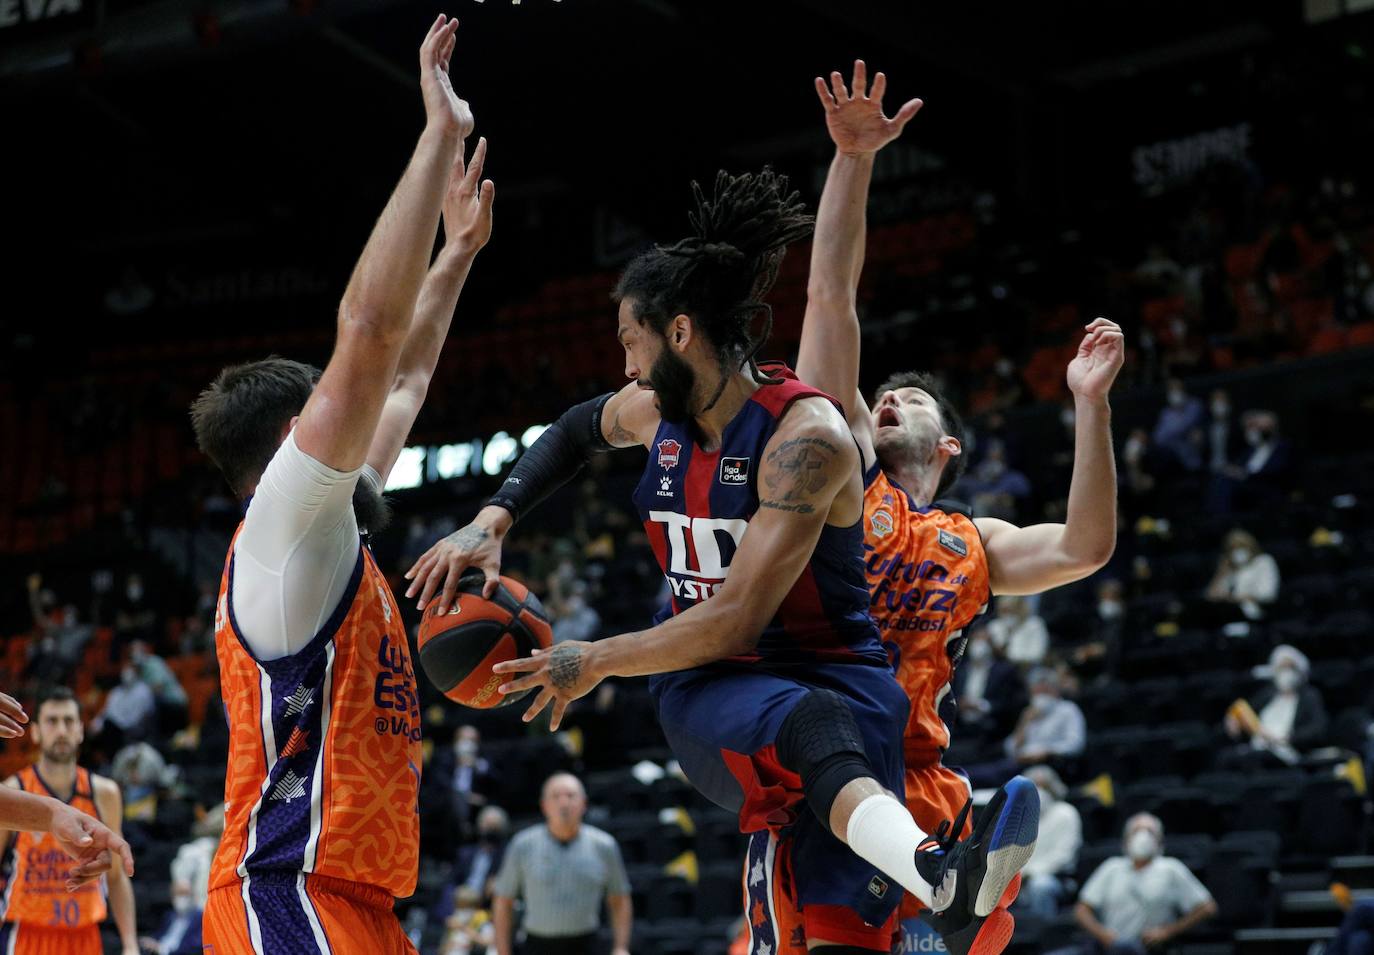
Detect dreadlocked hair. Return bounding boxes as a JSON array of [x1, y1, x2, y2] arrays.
[[613, 167, 814, 409]]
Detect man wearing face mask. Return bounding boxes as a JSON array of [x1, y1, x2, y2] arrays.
[[456, 806, 510, 900], [1016, 766, 1081, 918], [1149, 380, 1204, 475], [1203, 529, 1280, 624], [967, 669, 1086, 788], [450, 726, 495, 835], [1208, 409, 1293, 513], [952, 631, 1026, 747], [91, 665, 157, 755], [1065, 815, 1216, 955], [139, 865, 202, 955], [1222, 644, 1329, 769], [1072, 580, 1126, 682]]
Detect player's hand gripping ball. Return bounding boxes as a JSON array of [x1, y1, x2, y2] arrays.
[[418, 571, 553, 709]]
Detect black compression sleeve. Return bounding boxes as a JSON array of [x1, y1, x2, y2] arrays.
[[484, 393, 615, 523]]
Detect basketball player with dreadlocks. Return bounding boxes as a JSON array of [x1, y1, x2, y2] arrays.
[[406, 163, 1033, 951], [738, 63, 1123, 955]]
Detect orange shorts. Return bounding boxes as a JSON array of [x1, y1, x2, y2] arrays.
[[743, 760, 974, 952], [0, 922, 103, 955], [203, 872, 417, 955]]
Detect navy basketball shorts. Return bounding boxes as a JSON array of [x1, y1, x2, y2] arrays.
[[650, 661, 910, 932]]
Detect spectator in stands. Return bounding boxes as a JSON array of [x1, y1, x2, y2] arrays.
[[986, 595, 1050, 668], [967, 667, 1086, 787], [441, 886, 495, 955], [1066, 813, 1217, 955], [448, 726, 494, 836], [26, 573, 93, 671], [1222, 644, 1329, 768], [1016, 765, 1082, 917], [961, 440, 1032, 522], [1071, 580, 1127, 682], [138, 858, 202, 955], [458, 806, 511, 900], [1326, 896, 1374, 955], [171, 804, 224, 908], [552, 584, 602, 645], [1205, 389, 1239, 474], [1204, 529, 1280, 622], [952, 629, 1026, 746], [130, 639, 189, 733], [1208, 410, 1294, 512], [492, 773, 631, 955], [91, 665, 157, 753], [1119, 428, 1157, 511], [111, 741, 166, 822], [113, 572, 157, 646], [1150, 379, 1204, 473]]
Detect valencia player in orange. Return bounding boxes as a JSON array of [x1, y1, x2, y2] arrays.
[[746, 62, 1125, 955], [187, 15, 493, 954], [0, 688, 138, 955]]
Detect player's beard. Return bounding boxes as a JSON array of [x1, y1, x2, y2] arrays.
[[875, 421, 940, 479], [353, 480, 393, 536], [42, 741, 78, 765], [645, 345, 697, 425]]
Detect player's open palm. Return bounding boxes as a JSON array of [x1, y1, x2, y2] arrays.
[[493, 642, 600, 731], [1067, 317, 1126, 400], [419, 15, 474, 139], [443, 136, 495, 254], [815, 59, 923, 157], [49, 801, 134, 890]]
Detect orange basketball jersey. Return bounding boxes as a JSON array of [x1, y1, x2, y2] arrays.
[[1, 767, 108, 928], [862, 465, 991, 762], [210, 525, 422, 902]]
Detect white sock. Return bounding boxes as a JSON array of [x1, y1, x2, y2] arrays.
[[845, 793, 951, 911]]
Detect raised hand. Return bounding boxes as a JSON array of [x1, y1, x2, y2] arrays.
[[814, 59, 923, 157], [443, 136, 495, 254], [1066, 318, 1126, 401], [419, 15, 474, 139]]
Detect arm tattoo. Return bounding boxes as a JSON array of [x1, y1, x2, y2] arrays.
[[448, 525, 489, 550], [547, 644, 583, 690], [606, 410, 636, 448], [759, 437, 839, 514]]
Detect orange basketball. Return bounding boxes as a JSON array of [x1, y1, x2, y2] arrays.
[[417, 573, 553, 709]]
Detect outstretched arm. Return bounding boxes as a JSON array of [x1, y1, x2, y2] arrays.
[[976, 319, 1124, 595], [797, 61, 922, 467], [294, 15, 471, 474], [405, 383, 659, 610], [493, 399, 860, 729], [366, 137, 495, 483]]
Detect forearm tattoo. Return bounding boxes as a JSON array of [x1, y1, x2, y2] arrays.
[[759, 437, 839, 515], [547, 644, 583, 690]]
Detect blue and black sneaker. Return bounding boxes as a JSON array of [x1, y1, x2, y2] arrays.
[[914, 776, 1040, 955]]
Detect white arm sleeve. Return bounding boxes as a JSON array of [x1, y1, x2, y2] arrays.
[[230, 430, 365, 662]]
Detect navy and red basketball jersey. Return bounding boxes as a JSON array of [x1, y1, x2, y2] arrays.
[[631, 364, 886, 668]]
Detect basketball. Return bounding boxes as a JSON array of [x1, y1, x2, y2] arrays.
[[416, 572, 553, 709]]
